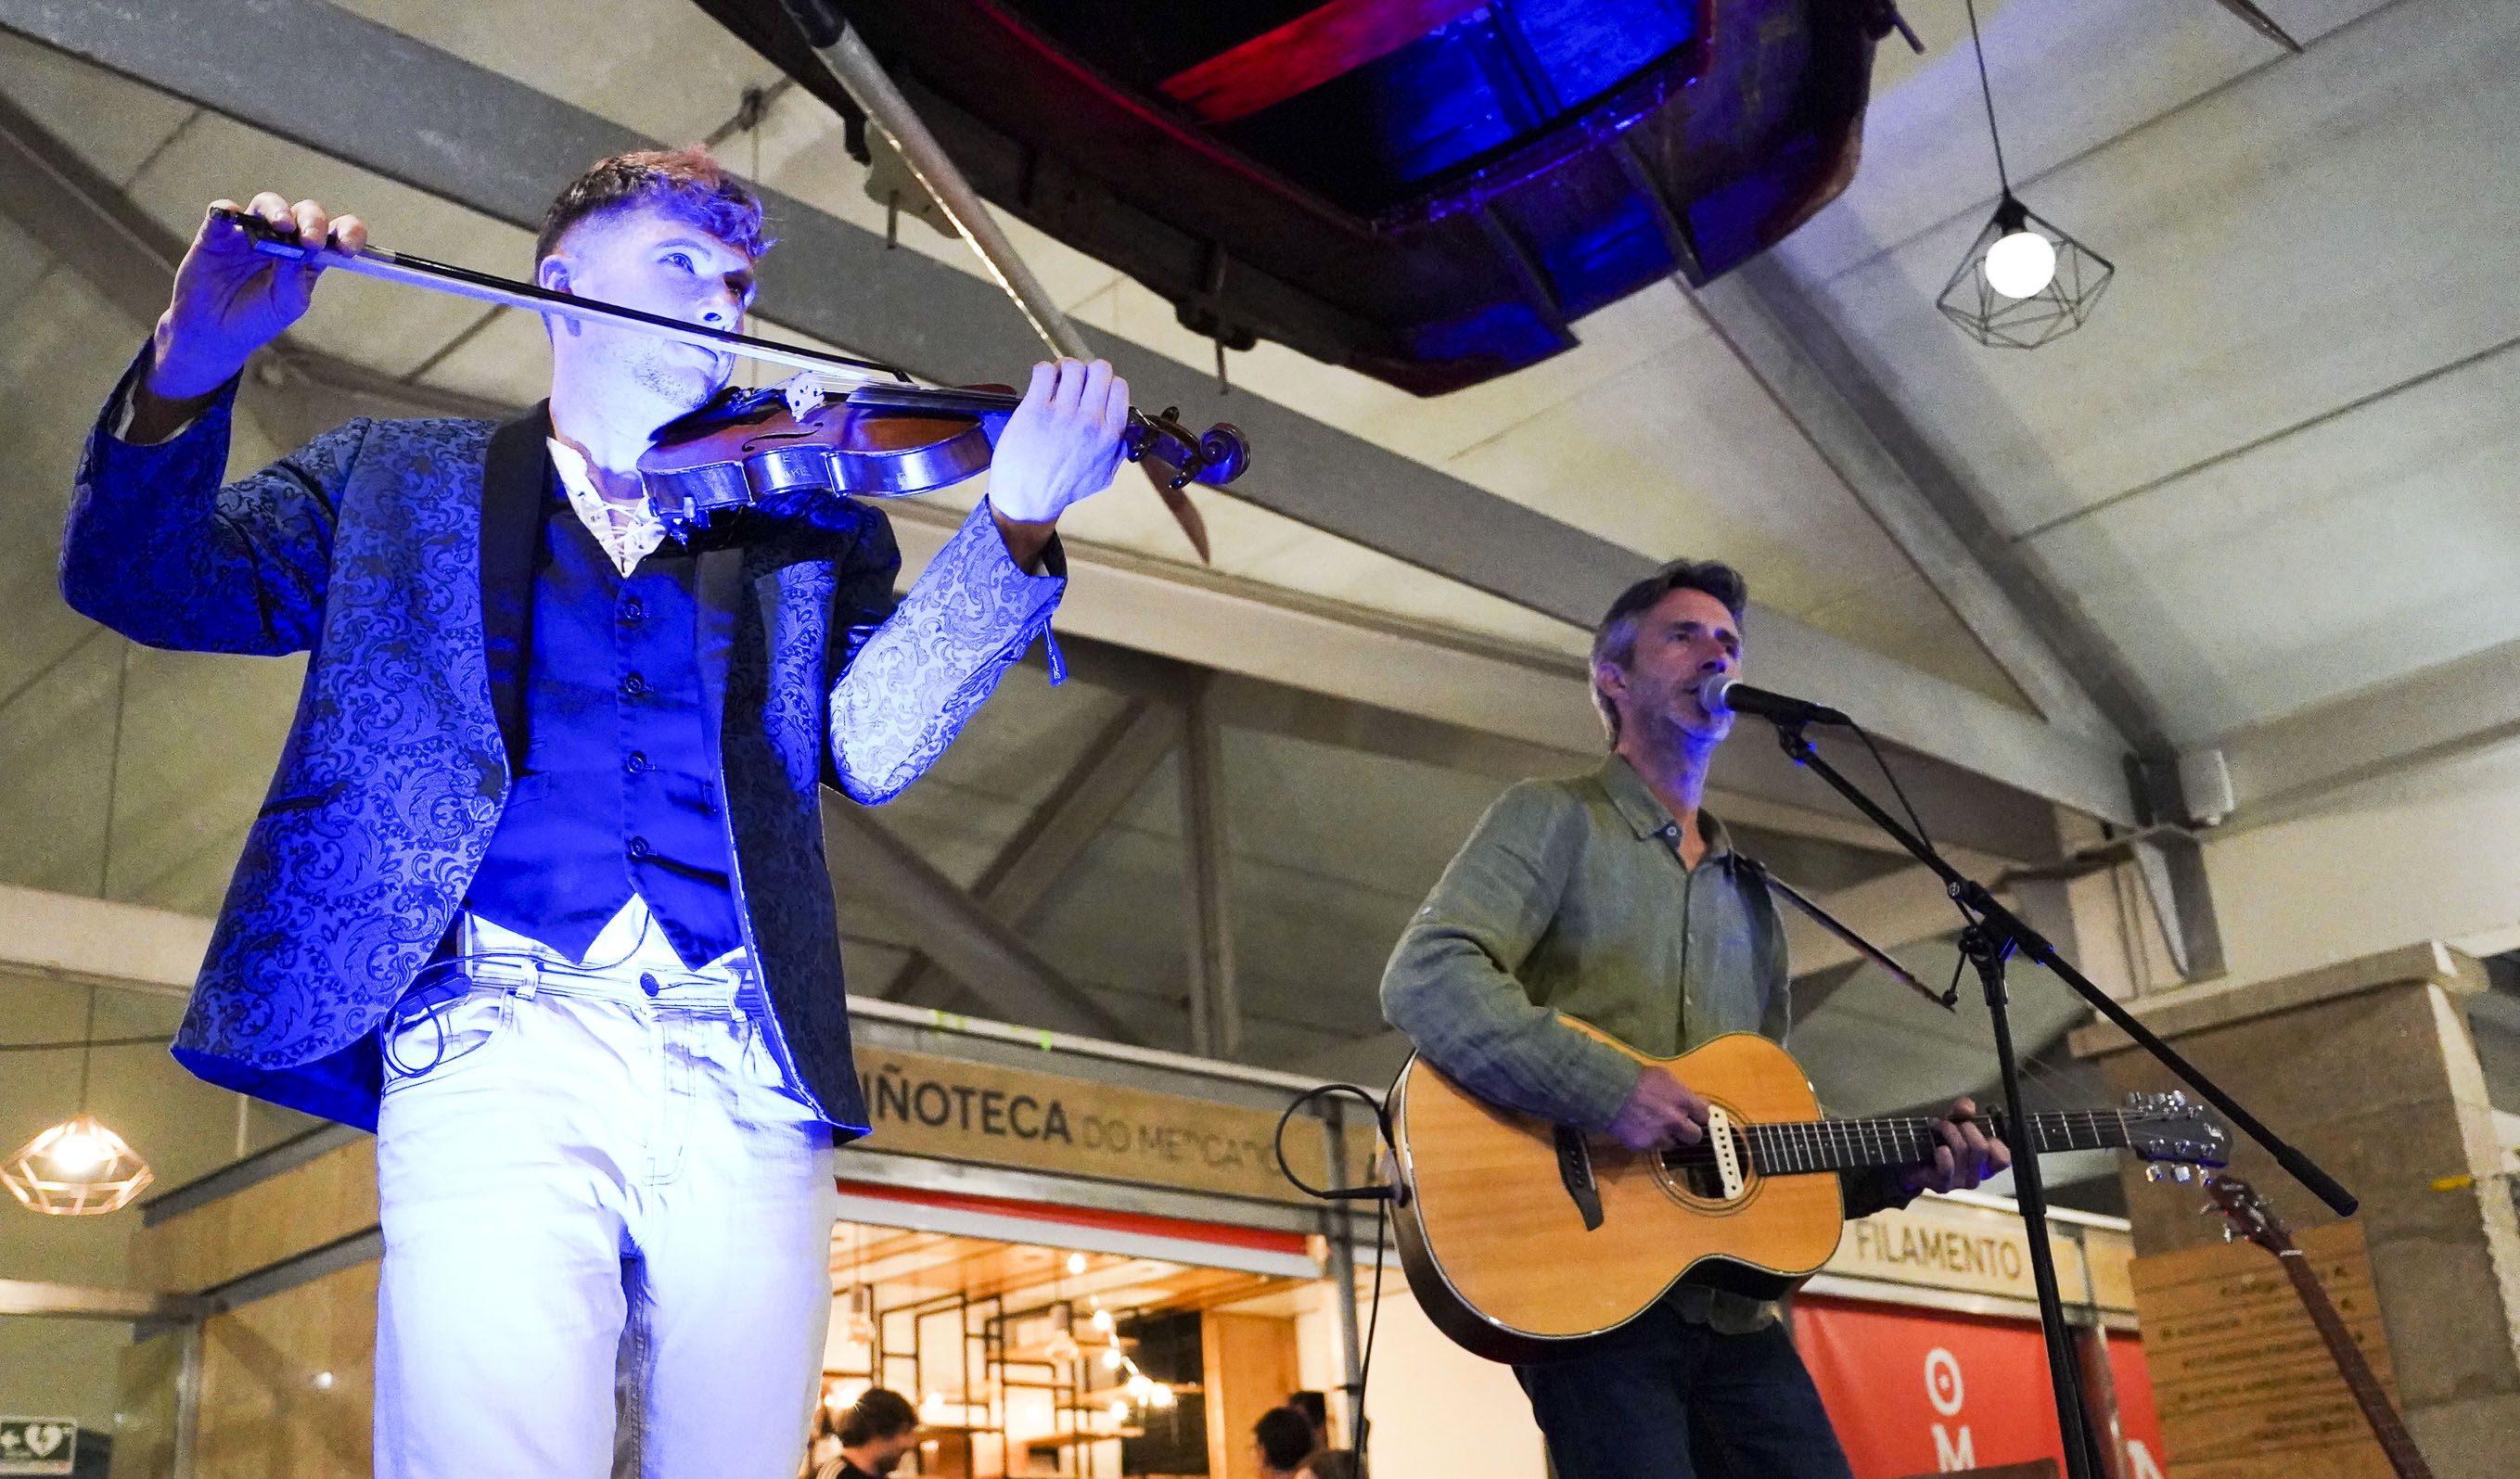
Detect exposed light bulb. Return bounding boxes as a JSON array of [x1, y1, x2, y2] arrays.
[[1147, 1383, 1177, 1409], [1983, 229, 2057, 299], [1065, 1252, 1088, 1276], [1090, 1307, 1114, 1333], [1101, 1347, 1124, 1370], [45, 1129, 108, 1174], [1124, 1373, 1156, 1400], [1109, 1398, 1131, 1422]]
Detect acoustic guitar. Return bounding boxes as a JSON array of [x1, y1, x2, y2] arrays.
[[1387, 1019, 2230, 1362], [2202, 1175, 2435, 1479]]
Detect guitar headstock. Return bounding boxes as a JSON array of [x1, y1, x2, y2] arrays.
[[2122, 1090, 2231, 1183], [2204, 1173, 2296, 1255]]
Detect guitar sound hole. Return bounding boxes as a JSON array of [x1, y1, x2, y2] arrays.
[[1659, 1128, 1751, 1204]]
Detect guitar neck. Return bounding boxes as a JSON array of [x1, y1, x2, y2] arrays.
[[2270, 1249, 2437, 1479], [1733, 1110, 2127, 1177]]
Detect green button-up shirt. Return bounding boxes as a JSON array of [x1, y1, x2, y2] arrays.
[[1382, 755, 1900, 1332]]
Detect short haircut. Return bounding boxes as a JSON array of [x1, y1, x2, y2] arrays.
[[1588, 558, 1749, 746], [534, 145, 773, 264], [1286, 1390, 1328, 1433], [1298, 1449, 1363, 1479], [838, 1386, 919, 1447], [1255, 1407, 1316, 1470]]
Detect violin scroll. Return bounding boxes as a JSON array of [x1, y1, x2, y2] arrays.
[[1128, 406, 1249, 491]]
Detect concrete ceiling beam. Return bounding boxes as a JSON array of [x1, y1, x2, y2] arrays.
[[824, 802, 1136, 1043], [2210, 634, 2520, 822], [0, 883, 206, 999], [884, 697, 1182, 1010]]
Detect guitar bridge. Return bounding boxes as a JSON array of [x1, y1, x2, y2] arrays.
[[1553, 1124, 1605, 1231], [1707, 1106, 1745, 1201]]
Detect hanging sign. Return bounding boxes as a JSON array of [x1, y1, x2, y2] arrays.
[[847, 1048, 1375, 1204], [1829, 1197, 2137, 1314], [0, 1418, 77, 1476]]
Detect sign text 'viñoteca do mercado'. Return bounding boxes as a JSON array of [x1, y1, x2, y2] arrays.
[[851, 1049, 1373, 1204]]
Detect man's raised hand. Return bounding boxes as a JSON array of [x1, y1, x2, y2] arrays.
[[148, 195, 366, 402]]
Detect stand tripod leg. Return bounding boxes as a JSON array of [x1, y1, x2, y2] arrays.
[[1965, 927, 2104, 1479]]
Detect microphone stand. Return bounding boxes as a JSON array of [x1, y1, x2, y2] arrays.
[[1758, 717, 2357, 1479]]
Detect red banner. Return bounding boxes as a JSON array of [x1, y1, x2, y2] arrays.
[[1793, 1294, 2166, 1479]]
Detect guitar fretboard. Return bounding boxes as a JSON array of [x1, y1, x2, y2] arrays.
[[1666, 1111, 2130, 1177]]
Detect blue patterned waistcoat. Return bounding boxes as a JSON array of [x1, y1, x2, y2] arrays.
[[62, 351, 1064, 1133], [465, 491, 743, 967]]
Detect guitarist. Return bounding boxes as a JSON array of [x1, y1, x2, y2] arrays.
[[1380, 559, 2010, 1479]]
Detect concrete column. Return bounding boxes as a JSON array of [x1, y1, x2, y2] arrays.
[[2070, 942, 2520, 1479]]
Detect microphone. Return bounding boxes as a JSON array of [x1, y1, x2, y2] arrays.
[[1700, 674, 1850, 727]]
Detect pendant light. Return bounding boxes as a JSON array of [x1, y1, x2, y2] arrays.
[[1936, 0, 2115, 348], [5, 986, 155, 1216], [6, 645, 153, 1216]]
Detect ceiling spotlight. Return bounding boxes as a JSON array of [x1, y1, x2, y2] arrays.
[[1938, 0, 2113, 348]]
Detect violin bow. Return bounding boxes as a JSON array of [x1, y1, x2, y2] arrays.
[[213, 206, 900, 387], [774, 3, 1216, 561]]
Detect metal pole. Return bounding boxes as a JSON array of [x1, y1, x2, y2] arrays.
[[1180, 678, 1240, 1060], [173, 1319, 204, 1479], [787, 14, 1087, 362], [1320, 1104, 1367, 1456], [2071, 1223, 2130, 1479], [775, 4, 1213, 558]]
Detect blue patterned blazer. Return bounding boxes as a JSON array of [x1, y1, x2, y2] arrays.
[[61, 351, 1063, 1133]]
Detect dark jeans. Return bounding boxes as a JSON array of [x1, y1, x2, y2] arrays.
[[1515, 1305, 1857, 1479]]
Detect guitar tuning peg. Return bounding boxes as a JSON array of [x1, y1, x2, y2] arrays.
[[2220, 1223, 2238, 1242], [2144, 1164, 2166, 1182], [2166, 1091, 2190, 1109], [2171, 1165, 2194, 1183]]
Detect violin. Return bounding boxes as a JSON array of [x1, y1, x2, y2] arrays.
[[214, 207, 1250, 538], [635, 376, 1246, 538]]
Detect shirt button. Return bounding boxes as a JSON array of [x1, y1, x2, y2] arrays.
[[620, 671, 647, 698], [623, 751, 650, 775], [628, 836, 653, 859], [620, 596, 644, 622]]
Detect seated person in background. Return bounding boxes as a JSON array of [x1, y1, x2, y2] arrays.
[[1255, 1407, 1318, 1479], [812, 1388, 920, 1479], [1285, 1389, 1330, 1449]]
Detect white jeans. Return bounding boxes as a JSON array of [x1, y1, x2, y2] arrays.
[[374, 952, 839, 1478]]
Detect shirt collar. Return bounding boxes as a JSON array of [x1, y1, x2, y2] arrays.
[[546, 437, 666, 577], [1599, 753, 1735, 860]]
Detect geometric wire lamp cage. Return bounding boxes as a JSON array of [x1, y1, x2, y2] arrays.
[[1938, 193, 2116, 349], [1939, 0, 2115, 349], [3, 983, 155, 1216], [5, 1113, 155, 1216]]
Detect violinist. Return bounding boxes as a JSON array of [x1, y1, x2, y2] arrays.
[[62, 147, 1126, 1478]]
